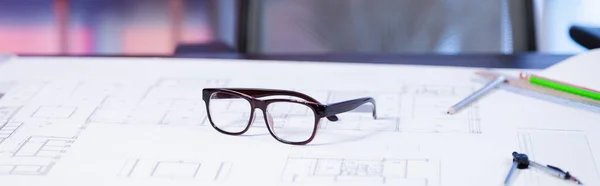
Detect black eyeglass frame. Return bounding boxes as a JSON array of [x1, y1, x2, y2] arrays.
[[202, 88, 377, 145]]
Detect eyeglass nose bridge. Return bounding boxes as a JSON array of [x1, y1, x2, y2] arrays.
[[252, 99, 268, 109], [250, 103, 275, 131]]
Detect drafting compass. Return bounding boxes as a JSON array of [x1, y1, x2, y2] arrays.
[[504, 151, 583, 185]]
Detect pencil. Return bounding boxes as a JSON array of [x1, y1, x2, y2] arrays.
[[447, 76, 506, 114], [476, 71, 600, 106], [520, 73, 600, 101]]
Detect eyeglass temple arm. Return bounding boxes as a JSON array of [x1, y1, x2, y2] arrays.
[[324, 97, 377, 121]]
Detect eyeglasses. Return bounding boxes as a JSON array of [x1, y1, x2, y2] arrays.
[[202, 88, 377, 145]]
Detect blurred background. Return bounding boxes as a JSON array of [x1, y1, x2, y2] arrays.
[[0, 0, 598, 56]]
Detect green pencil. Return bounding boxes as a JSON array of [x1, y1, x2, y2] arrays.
[[520, 73, 600, 101]]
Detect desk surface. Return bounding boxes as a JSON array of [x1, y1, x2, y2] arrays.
[[183, 53, 572, 69], [16, 53, 573, 69]]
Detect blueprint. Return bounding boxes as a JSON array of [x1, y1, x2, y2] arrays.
[[0, 56, 598, 186]]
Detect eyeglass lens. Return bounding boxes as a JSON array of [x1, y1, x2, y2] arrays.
[[208, 91, 317, 143], [208, 92, 252, 133], [266, 101, 316, 142]]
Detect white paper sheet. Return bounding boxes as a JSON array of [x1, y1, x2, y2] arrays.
[[0, 56, 598, 186], [542, 48, 600, 91]]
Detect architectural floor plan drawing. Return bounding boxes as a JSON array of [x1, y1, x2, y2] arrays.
[[0, 56, 598, 186], [88, 78, 227, 126], [118, 158, 232, 181], [305, 86, 481, 134], [0, 122, 22, 144], [0, 78, 231, 178], [0, 82, 46, 106], [399, 84, 481, 134], [31, 105, 77, 119], [514, 129, 600, 186], [0, 119, 85, 176], [0, 82, 116, 176], [281, 156, 440, 186], [11, 136, 75, 158], [0, 106, 20, 122], [89, 98, 208, 126], [0, 135, 75, 176], [0, 162, 55, 176]]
